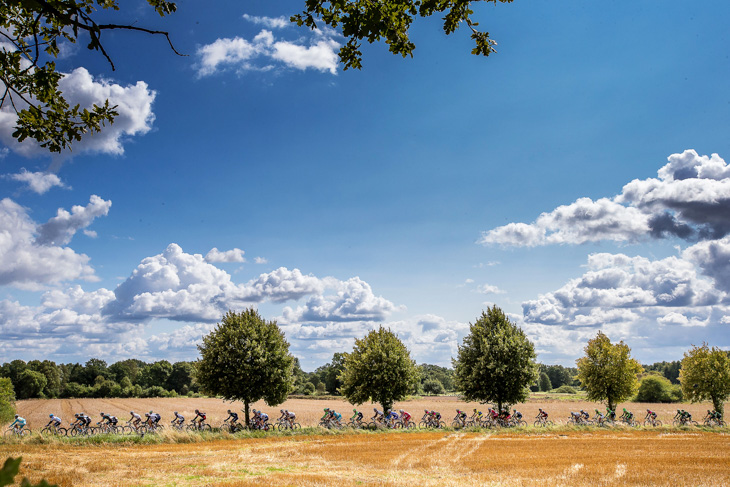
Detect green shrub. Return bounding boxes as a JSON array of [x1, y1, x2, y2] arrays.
[[423, 378, 445, 395], [553, 385, 577, 394], [635, 375, 676, 402]]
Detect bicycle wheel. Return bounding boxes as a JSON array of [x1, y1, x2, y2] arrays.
[[451, 420, 462, 429], [137, 425, 147, 434]]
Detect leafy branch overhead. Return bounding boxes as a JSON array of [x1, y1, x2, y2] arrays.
[[292, 0, 513, 70], [0, 0, 181, 153]]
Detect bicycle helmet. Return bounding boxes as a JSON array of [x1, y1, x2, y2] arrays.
[[353, 408, 357, 412], [145, 413, 150, 417], [195, 409, 199, 413], [399, 409, 404, 414], [75, 413, 80, 417], [15, 414, 19, 418], [100, 412, 104, 416], [324, 408, 329, 412], [374, 408, 378, 412], [49, 414, 53, 418], [130, 411, 134, 415], [149, 410, 153, 414], [228, 409, 232, 413], [174, 411, 178, 415], [280, 409, 284, 413]]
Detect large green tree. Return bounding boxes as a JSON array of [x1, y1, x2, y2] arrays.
[[1, 0, 179, 152], [679, 344, 730, 416], [196, 308, 295, 426], [576, 331, 643, 412], [0, 378, 16, 424], [340, 326, 420, 413], [293, 0, 511, 69], [453, 306, 538, 413]]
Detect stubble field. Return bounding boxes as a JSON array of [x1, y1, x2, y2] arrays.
[[3, 397, 729, 486], [10, 395, 715, 427]]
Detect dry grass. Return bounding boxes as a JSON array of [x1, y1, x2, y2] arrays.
[[2, 429, 729, 486], [14, 396, 716, 429]]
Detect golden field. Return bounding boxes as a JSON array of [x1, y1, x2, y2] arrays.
[[2, 429, 730, 486], [10, 395, 718, 428], [3, 397, 729, 486]]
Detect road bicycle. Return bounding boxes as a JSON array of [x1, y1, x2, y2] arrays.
[[186, 420, 212, 432], [41, 423, 68, 436], [122, 421, 147, 435], [3, 426, 31, 438], [643, 414, 662, 427], [274, 418, 301, 430], [68, 422, 92, 436], [533, 415, 554, 427]]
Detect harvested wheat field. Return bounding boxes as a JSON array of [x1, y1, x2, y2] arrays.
[[2, 429, 730, 486], [13, 396, 716, 428]]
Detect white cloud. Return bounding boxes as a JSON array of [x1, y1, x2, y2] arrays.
[[242, 14, 290, 29], [0, 68, 156, 158], [254, 256, 268, 264], [477, 284, 505, 295], [0, 197, 98, 289], [481, 150, 730, 246], [36, 195, 111, 246], [196, 29, 340, 76], [204, 247, 246, 263], [281, 277, 397, 323], [8, 170, 67, 194]]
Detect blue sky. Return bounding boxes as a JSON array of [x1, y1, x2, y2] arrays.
[[1, 0, 729, 370]]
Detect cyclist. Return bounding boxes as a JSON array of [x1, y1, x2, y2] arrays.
[[351, 408, 363, 425], [81, 412, 92, 429], [471, 408, 483, 422], [579, 409, 589, 422], [372, 408, 384, 423], [129, 411, 142, 428], [258, 410, 270, 429], [606, 407, 616, 421], [71, 413, 85, 431], [570, 411, 582, 423], [286, 410, 296, 421], [538, 408, 549, 420], [432, 410, 442, 422], [456, 409, 467, 425], [646, 409, 658, 423], [399, 409, 411, 426], [172, 411, 185, 427], [594, 409, 605, 423], [9, 414, 26, 433], [226, 409, 239, 428], [192, 409, 207, 427], [621, 408, 634, 423], [150, 411, 162, 428], [278, 409, 287, 423], [46, 413, 62, 430]]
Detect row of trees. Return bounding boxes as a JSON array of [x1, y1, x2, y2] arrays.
[[0, 358, 199, 400], [197, 307, 730, 426]]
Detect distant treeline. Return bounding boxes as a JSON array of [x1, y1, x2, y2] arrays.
[[0, 358, 200, 400], [0, 355, 683, 401]]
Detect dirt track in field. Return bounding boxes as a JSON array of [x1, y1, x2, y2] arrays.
[[12, 396, 716, 429], [3, 430, 730, 486]]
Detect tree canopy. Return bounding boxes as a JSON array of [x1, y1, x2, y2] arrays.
[[196, 308, 295, 425], [453, 306, 538, 413], [0, 378, 15, 424], [679, 343, 730, 415], [1, 0, 179, 152], [293, 0, 512, 70], [340, 326, 420, 413], [575, 331, 643, 412]]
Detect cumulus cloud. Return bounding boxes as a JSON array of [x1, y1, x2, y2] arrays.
[[481, 150, 730, 247], [204, 247, 246, 263], [0, 197, 98, 288], [7, 170, 67, 194], [36, 195, 111, 246], [522, 249, 723, 327], [242, 14, 290, 29], [0, 68, 156, 158], [254, 256, 268, 264], [196, 29, 339, 76], [281, 277, 397, 323]]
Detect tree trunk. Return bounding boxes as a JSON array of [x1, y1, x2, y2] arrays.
[[712, 396, 724, 417], [244, 400, 250, 428]]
